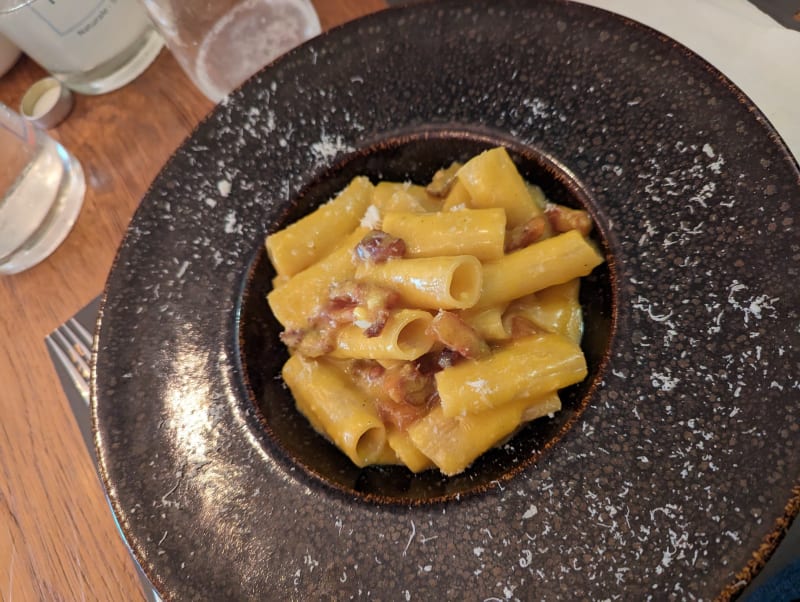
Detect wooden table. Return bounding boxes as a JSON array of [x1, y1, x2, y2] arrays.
[[0, 2, 384, 600]]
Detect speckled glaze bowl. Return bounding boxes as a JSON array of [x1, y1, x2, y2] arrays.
[[93, 1, 799, 600]]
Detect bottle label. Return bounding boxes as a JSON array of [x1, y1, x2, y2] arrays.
[[29, 0, 107, 37]]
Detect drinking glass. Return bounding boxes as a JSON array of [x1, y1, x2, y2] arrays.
[[0, 0, 163, 95], [139, 0, 321, 102], [0, 102, 85, 275]]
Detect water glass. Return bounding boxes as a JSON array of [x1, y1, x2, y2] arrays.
[[0, 0, 163, 95], [0, 102, 85, 275], [139, 0, 321, 102]]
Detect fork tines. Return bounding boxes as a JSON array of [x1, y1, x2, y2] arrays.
[[47, 318, 94, 403]]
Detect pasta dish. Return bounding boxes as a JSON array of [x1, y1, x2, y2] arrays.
[[265, 147, 604, 476]]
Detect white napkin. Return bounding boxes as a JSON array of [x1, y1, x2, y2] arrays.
[[578, 0, 800, 161]]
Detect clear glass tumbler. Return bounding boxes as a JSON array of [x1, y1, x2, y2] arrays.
[[0, 102, 86, 275], [0, 0, 163, 95], [139, 0, 321, 102]]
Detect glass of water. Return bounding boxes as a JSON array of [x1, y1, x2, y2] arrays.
[[0, 102, 85, 275], [139, 0, 321, 102]]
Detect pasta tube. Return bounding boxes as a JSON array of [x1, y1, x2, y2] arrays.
[[520, 392, 562, 422], [459, 304, 511, 341], [407, 392, 561, 476], [504, 280, 583, 343], [266, 177, 373, 276], [457, 147, 543, 227], [372, 182, 439, 214], [381, 208, 506, 261], [526, 183, 547, 211], [356, 255, 482, 310], [387, 427, 434, 473], [330, 309, 435, 361], [372, 442, 403, 466], [440, 179, 472, 211], [435, 332, 587, 417], [476, 230, 603, 309], [267, 227, 367, 329], [282, 355, 387, 467]]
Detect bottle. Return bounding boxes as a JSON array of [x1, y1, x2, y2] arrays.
[[0, 0, 163, 94], [0, 33, 20, 77]]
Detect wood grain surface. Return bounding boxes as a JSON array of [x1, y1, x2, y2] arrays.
[[0, 2, 384, 600]]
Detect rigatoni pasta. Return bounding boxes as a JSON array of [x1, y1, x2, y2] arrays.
[[266, 177, 373, 277], [267, 227, 368, 329], [457, 146, 546, 228], [355, 255, 483, 310], [476, 229, 603, 309], [282, 354, 387, 467], [407, 392, 562, 476], [330, 309, 435, 361], [381, 208, 506, 261], [434, 332, 588, 417], [265, 146, 605, 476]]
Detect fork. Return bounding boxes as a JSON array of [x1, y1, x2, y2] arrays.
[[47, 318, 162, 602], [46, 317, 93, 403]]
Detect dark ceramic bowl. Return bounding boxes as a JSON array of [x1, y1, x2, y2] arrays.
[[93, 1, 800, 600]]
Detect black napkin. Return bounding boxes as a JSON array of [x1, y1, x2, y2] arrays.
[[748, 0, 800, 31]]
